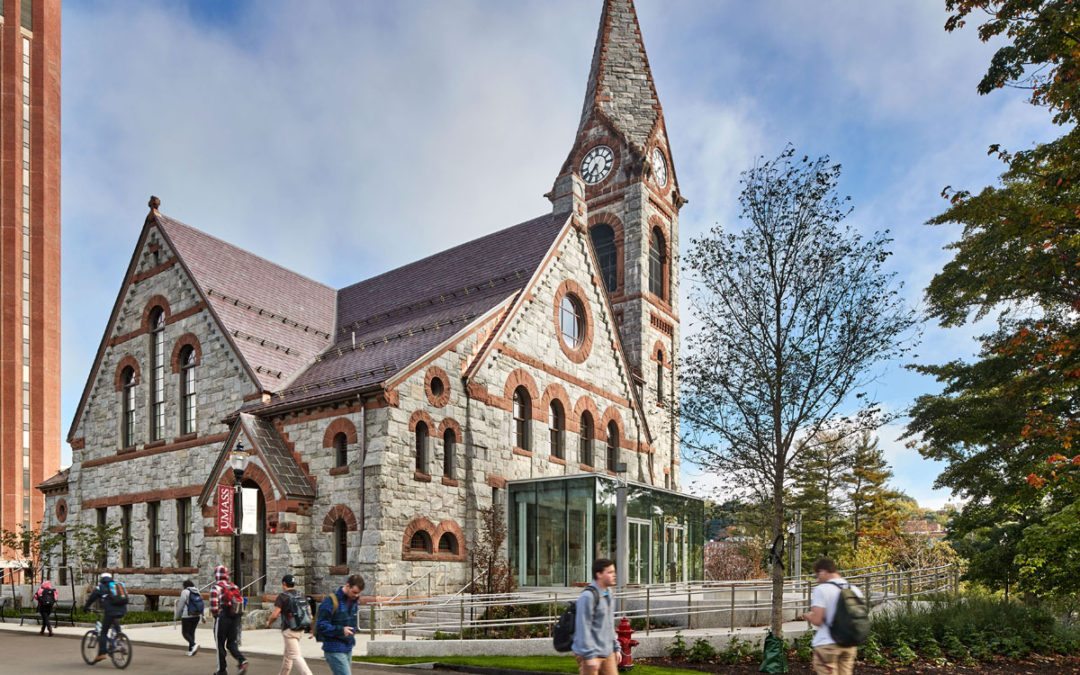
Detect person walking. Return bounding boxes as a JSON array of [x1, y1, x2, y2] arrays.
[[315, 574, 364, 675], [33, 579, 57, 636], [210, 565, 248, 674], [266, 574, 314, 675], [572, 559, 621, 675], [174, 579, 204, 656], [82, 573, 129, 664], [802, 557, 864, 675]]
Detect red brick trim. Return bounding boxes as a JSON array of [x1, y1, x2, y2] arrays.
[[486, 474, 507, 489], [55, 498, 68, 523], [441, 476, 460, 487], [328, 466, 349, 476], [647, 218, 672, 304], [572, 396, 601, 427], [503, 368, 542, 419], [109, 301, 208, 347], [141, 296, 172, 331], [132, 257, 177, 284], [512, 448, 534, 458], [322, 505, 359, 532], [322, 417, 358, 448], [599, 406, 626, 446], [413, 470, 432, 483], [70, 437, 86, 450], [553, 279, 594, 364], [114, 356, 141, 391], [580, 463, 596, 472], [329, 565, 350, 575], [424, 366, 452, 408], [651, 341, 669, 366], [408, 410, 436, 433], [572, 133, 624, 198], [81, 432, 229, 468], [588, 212, 625, 294], [467, 381, 509, 411], [403, 517, 437, 560], [437, 418, 463, 443], [650, 312, 675, 338], [433, 519, 467, 561], [496, 343, 630, 408], [549, 456, 567, 466], [170, 333, 202, 373], [275, 400, 363, 427], [82, 484, 203, 509]]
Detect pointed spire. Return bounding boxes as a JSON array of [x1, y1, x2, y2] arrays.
[[579, 0, 662, 152]]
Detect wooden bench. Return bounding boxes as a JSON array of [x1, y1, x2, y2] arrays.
[[19, 600, 76, 627]]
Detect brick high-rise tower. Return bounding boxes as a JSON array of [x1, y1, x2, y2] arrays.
[[0, 0, 60, 558]]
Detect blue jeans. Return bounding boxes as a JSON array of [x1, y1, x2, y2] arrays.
[[324, 650, 352, 675]]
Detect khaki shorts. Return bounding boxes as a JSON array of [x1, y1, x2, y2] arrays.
[[575, 652, 619, 675], [812, 644, 857, 675]]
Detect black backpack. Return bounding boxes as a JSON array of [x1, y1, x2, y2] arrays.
[[38, 587, 56, 610], [552, 586, 600, 652], [284, 591, 312, 632], [828, 581, 870, 647]]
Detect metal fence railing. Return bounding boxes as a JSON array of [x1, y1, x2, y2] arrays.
[[363, 563, 958, 641]]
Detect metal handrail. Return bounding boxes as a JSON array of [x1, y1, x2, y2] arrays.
[[383, 564, 449, 605]]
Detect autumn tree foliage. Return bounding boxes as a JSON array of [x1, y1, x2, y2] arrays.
[[683, 147, 918, 634], [906, 0, 1080, 598]]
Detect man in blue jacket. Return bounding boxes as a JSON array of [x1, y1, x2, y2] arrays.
[[83, 573, 128, 664], [316, 574, 364, 675], [572, 559, 621, 675]]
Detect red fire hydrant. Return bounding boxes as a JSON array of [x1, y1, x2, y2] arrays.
[[616, 616, 639, 670]]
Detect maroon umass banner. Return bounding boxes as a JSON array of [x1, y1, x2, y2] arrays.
[[217, 484, 234, 535]]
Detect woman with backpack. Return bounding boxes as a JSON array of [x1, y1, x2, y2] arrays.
[[266, 574, 313, 675], [33, 579, 57, 636], [174, 579, 204, 656]]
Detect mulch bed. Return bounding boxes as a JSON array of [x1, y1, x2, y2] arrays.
[[639, 654, 1080, 673]]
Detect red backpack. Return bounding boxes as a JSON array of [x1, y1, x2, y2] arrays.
[[218, 582, 244, 617]]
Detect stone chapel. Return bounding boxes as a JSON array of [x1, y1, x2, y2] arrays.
[[39, 0, 703, 604]]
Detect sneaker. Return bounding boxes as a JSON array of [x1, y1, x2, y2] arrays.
[[92, 654, 108, 664], [238, 661, 249, 673], [191, 643, 199, 656]]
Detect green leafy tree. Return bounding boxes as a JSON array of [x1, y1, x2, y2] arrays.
[[682, 146, 919, 634], [0, 524, 64, 585], [65, 522, 122, 586], [906, 0, 1080, 597]]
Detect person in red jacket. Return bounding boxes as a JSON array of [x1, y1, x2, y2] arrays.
[[209, 565, 247, 675]]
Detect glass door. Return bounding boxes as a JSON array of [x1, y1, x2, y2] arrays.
[[664, 524, 687, 584], [627, 518, 651, 585]]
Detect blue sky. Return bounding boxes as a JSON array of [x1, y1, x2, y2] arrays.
[[60, 1, 1053, 508]]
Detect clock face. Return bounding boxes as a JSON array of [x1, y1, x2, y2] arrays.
[[652, 148, 668, 187], [581, 145, 614, 185]]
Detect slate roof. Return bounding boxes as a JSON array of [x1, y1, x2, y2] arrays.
[[37, 468, 69, 491], [156, 214, 337, 391], [239, 413, 315, 499], [579, 0, 663, 152], [258, 211, 568, 410]]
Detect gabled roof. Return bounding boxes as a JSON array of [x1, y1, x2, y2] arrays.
[[255, 211, 569, 411], [579, 0, 663, 152], [37, 468, 69, 493], [156, 214, 337, 391]]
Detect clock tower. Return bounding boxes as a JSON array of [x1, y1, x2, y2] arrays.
[[550, 0, 685, 488]]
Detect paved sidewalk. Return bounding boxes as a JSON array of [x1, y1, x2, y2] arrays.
[[0, 619, 374, 659]]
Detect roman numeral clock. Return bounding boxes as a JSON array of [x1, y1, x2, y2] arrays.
[[581, 145, 614, 184]]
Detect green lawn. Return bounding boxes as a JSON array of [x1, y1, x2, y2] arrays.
[[354, 655, 697, 675]]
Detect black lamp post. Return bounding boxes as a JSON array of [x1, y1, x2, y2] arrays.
[[229, 441, 249, 587]]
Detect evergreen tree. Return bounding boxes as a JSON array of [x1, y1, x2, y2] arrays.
[[789, 431, 854, 566], [843, 432, 902, 551]]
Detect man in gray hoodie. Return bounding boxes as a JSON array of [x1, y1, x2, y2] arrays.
[[572, 558, 621, 675]]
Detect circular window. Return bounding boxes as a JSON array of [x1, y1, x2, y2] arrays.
[[560, 295, 585, 348], [431, 377, 445, 399], [56, 499, 68, 523]]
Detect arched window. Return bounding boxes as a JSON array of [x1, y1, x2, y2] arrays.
[[559, 294, 586, 349], [579, 412, 594, 467], [410, 530, 432, 553], [549, 401, 565, 460], [148, 307, 166, 441], [590, 224, 617, 292], [334, 432, 349, 468], [121, 367, 136, 448], [606, 422, 619, 471], [415, 422, 429, 474], [334, 519, 348, 565], [179, 345, 197, 435], [649, 228, 666, 299], [513, 387, 531, 450], [656, 349, 665, 403], [443, 429, 455, 478], [438, 533, 458, 555]]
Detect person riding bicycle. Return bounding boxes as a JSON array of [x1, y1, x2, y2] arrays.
[[83, 573, 128, 664]]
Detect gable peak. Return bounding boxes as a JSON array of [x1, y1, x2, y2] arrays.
[[579, 0, 662, 152]]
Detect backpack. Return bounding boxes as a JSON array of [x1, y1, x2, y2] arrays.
[[219, 582, 243, 617], [107, 580, 129, 607], [38, 587, 56, 610], [552, 586, 600, 653], [186, 589, 205, 616], [827, 581, 870, 647], [284, 590, 312, 632], [313, 593, 339, 643]]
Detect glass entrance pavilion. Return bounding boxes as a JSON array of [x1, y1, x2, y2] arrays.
[[508, 475, 704, 587]]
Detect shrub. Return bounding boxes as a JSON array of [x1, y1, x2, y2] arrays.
[[687, 638, 718, 663], [892, 639, 918, 666], [859, 634, 890, 667], [792, 632, 813, 663], [941, 628, 971, 665], [666, 632, 688, 659], [915, 627, 943, 659], [715, 636, 756, 665]]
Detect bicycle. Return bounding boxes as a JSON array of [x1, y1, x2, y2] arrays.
[[80, 620, 132, 669]]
